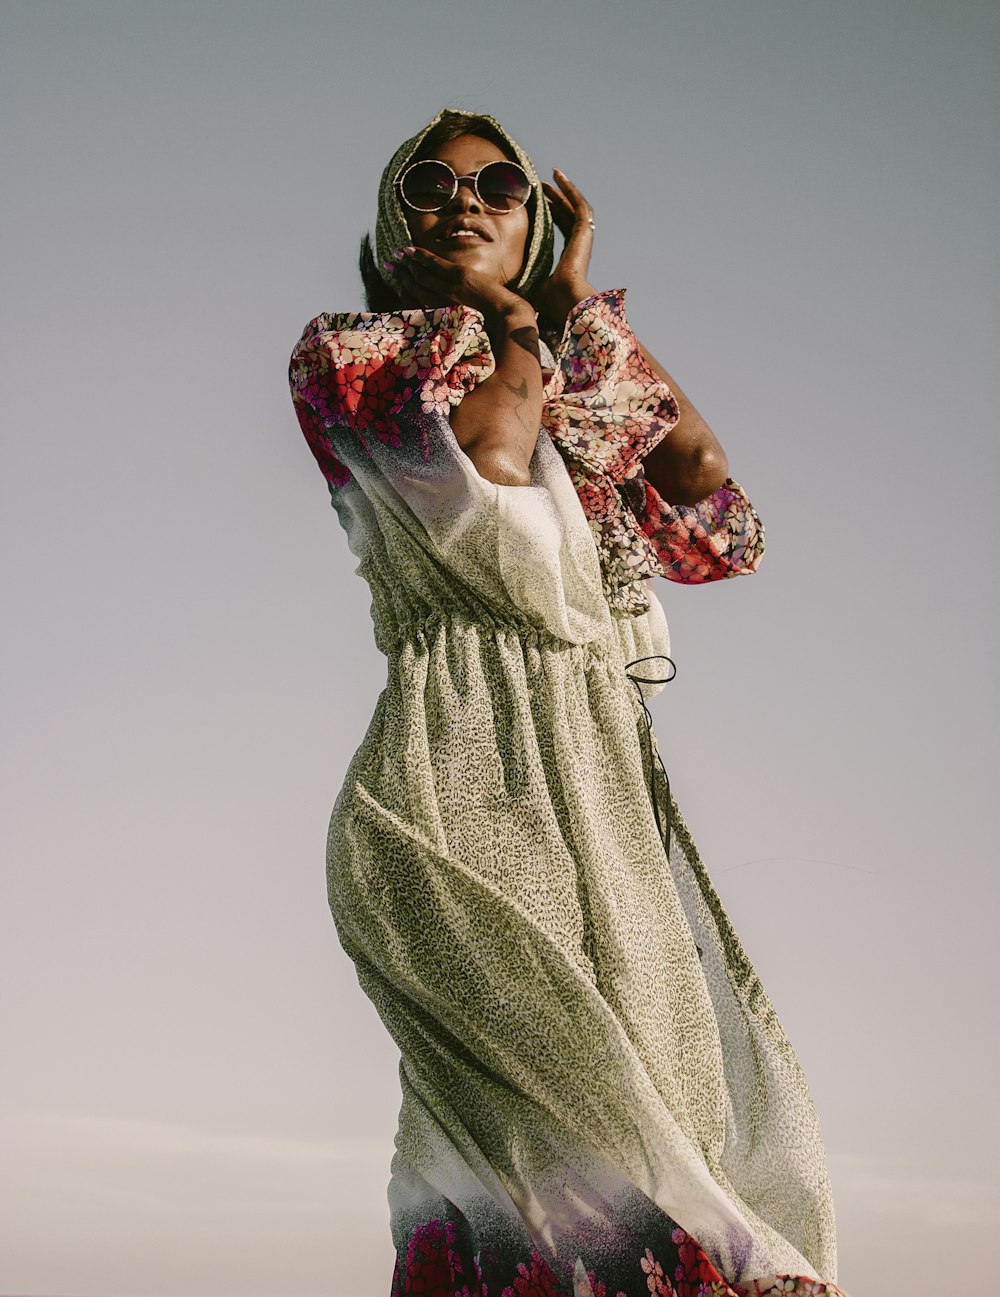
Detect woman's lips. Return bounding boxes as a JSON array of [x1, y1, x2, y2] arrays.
[[436, 219, 493, 244]]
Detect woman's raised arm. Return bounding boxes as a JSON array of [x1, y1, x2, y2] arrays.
[[540, 169, 730, 507]]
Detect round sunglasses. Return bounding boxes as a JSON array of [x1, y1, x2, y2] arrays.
[[395, 158, 532, 214]]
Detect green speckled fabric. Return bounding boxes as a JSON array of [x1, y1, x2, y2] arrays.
[[289, 292, 842, 1296]]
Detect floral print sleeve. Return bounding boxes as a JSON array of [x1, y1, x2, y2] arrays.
[[543, 289, 765, 615], [288, 304, 494, 492], [289, 290, 765, 620]]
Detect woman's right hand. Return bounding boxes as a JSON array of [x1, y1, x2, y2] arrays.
[[387, 245, 530, 328]]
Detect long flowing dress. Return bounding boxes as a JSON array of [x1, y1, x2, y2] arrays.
[[288, 289, 848, 1297]]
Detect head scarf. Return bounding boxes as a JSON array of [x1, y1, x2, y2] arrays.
[[374, 108, 554, 300]]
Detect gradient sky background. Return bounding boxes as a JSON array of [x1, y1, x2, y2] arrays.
[[2, 2, 997, 1295]]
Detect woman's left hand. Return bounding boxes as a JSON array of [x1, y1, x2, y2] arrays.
[[535, 169, 598, 328]]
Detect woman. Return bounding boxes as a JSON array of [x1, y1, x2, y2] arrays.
[[289, 108, 848, 1297]]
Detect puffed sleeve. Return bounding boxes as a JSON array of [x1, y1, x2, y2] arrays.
[[542, 289, 765, 616], [288, 306, 611, 644], [288, 304, 495, 491]]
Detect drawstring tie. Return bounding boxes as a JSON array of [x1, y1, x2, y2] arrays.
[[624, 654, 676, 858]]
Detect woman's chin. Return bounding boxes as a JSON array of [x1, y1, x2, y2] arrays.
[[437, 244, 495, 269]]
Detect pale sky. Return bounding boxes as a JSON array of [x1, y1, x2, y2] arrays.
[[2, 2, 997, 1295]]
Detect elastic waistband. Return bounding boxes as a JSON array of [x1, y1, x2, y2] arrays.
[[377, 607, 614, 664]]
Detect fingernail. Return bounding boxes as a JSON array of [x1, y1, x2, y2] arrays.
[[382, 261, 396, 273]]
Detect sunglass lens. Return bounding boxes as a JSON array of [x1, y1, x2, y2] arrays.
[[477, 161, 531, 211], [400, 161, 455, 212]]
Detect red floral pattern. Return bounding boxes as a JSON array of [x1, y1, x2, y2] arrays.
[[637, 479, 765, 584], [501, 1251, 568, 1297], [389, 1217, 488, 1297], [389, 1218, 849, 1297], [288, 289, 765, 615], [289, 306, 494, 486], [540, 290, 765, 613]]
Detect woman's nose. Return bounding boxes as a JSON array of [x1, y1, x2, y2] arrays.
[[443, 175, 482, 212]]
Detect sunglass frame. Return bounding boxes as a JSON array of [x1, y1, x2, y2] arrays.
[[395, 158, 532, 215]]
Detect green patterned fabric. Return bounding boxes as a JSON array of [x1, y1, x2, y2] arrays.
[[373, 107, 555, 299], [288, 287, 843, 1295]]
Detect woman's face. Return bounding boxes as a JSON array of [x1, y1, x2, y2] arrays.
[[405, 134, 530, 287]]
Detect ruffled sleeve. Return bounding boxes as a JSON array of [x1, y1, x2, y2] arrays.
[[543, 289, 765, 615], [288, 304, 495, 492]]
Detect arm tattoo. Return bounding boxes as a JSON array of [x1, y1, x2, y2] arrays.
[[501, 377, 530, 400], [500, 377, 539, 441], [498, 329, 543, 447], [508, 325, 541, 364]]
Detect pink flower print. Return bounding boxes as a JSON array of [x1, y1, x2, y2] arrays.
[[575, 473, 617, 521], [393, 1217, 489, 1297], [570, 321, 601, 354], [639, 1245, 675, 1295], [560, 352, 601, 389], [500, 1247, 570, 1297], [420, 372, 452, 415], [325, 332, 385, 367], [334, 357, 417, 444], [735, 1281, 841, 1297], [617, 376, 673, 419], [569, 312, 624, 377], [553, 411, 629, 467], [668, 1227, 730, 1297], [581, 1268, 627, 1297], [398, 315, 427, 345], [295, 404, 352, 488], [398, 1218, 456, 1294]]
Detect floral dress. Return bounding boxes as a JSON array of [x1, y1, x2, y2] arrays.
[[288, 289, 849, 1297]]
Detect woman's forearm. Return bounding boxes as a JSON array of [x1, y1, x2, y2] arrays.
[[450, 300, 544, 487]]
